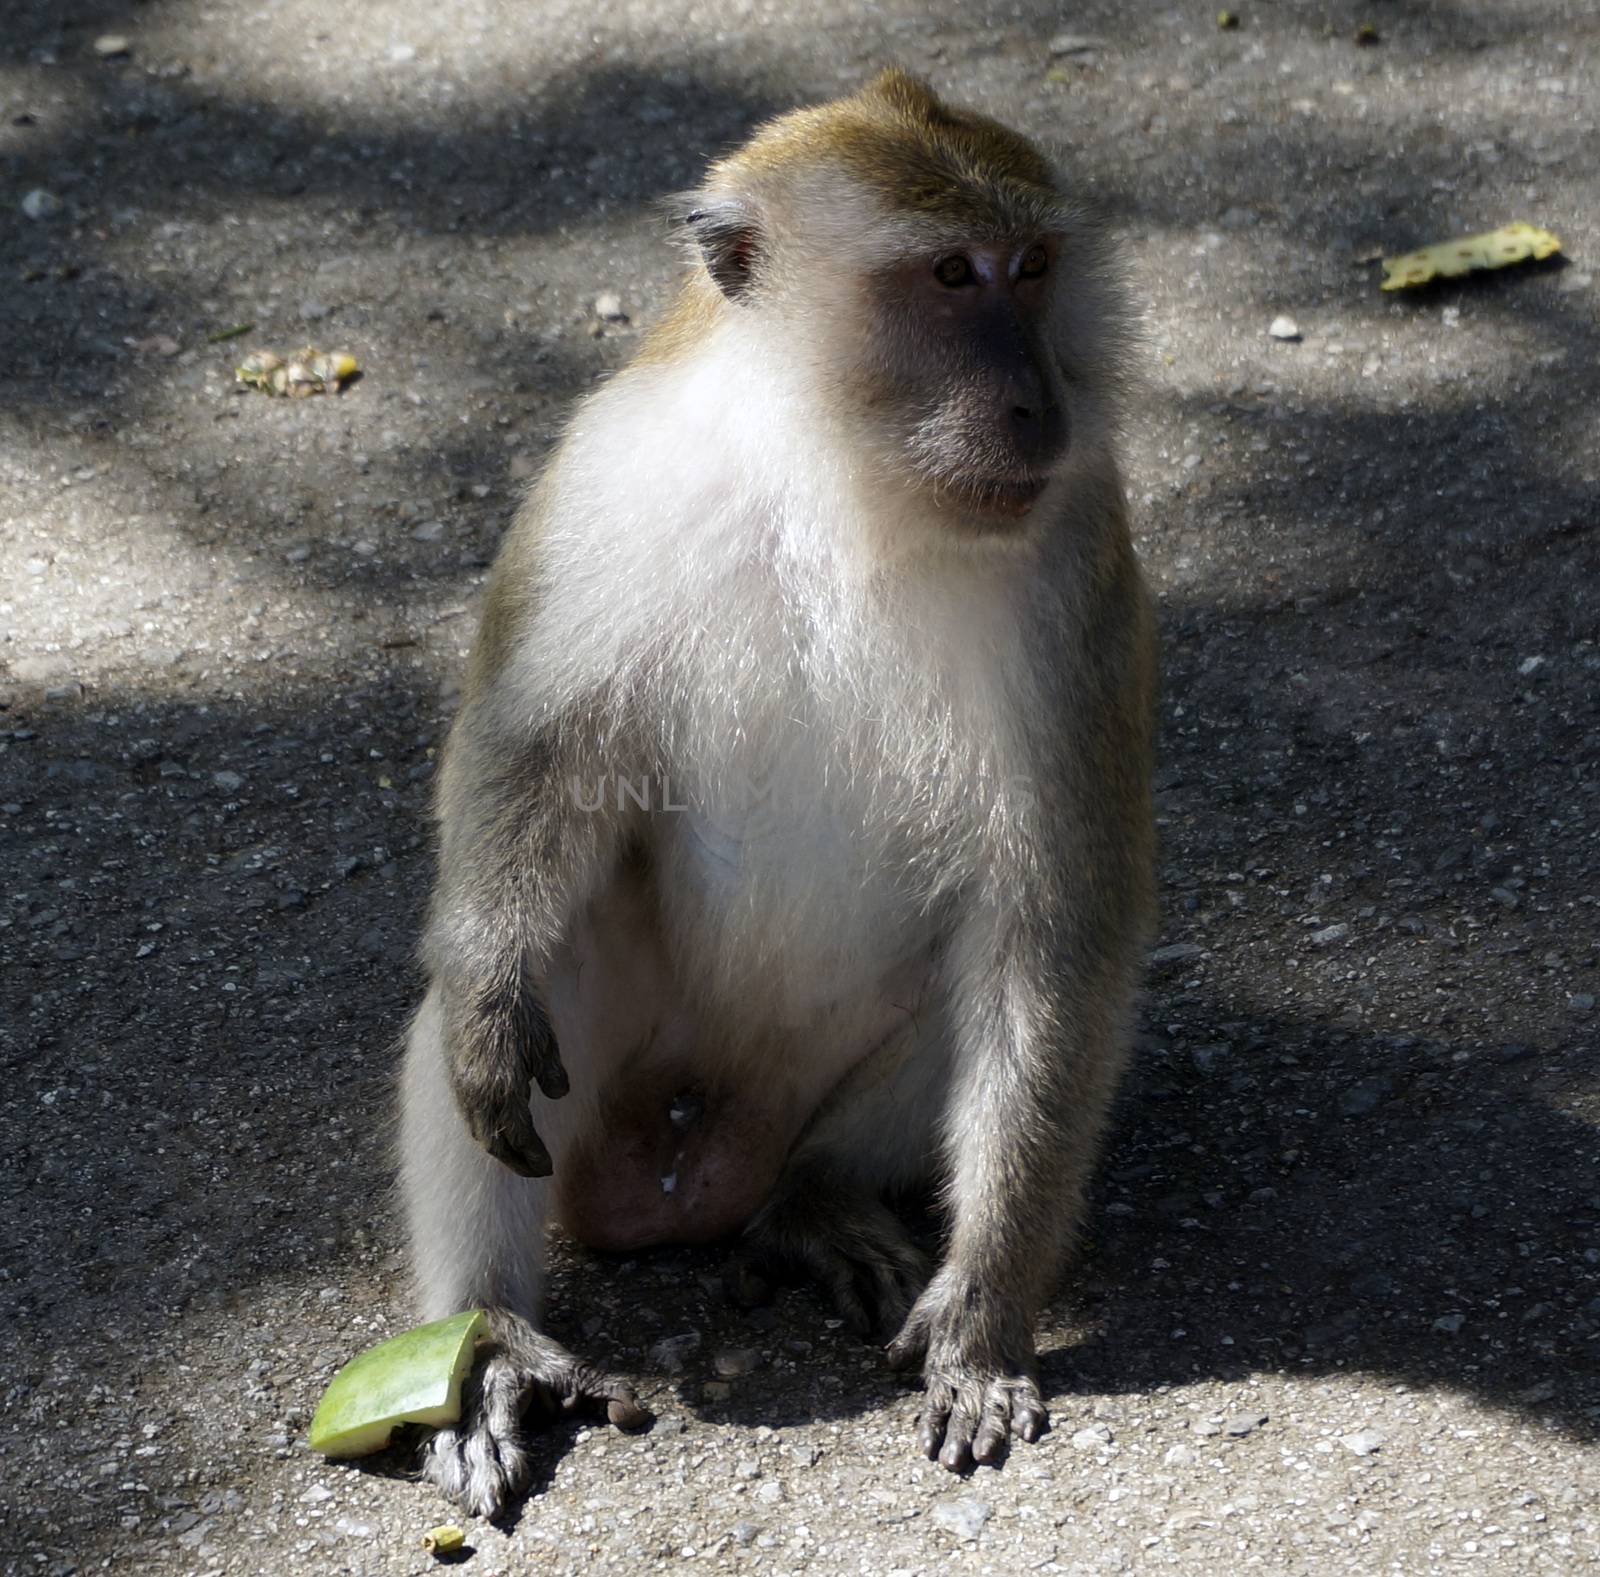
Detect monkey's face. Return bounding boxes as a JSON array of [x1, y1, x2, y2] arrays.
[[853, 233, 1071, 525], [677, 71, 1128, 536]]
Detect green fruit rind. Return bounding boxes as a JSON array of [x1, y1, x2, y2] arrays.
[[308, 1309, 488, 1458]]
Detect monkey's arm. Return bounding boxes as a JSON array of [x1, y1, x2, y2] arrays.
[[889, 557, 1157, 1469], [424, 701, 628, 1177]]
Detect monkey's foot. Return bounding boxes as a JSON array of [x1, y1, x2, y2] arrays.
[[421, 1319, 649, 1520], [727, 1176, 930, 1339], [887, 1276, 1047, 1470]]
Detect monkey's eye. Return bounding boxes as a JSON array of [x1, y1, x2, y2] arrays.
[[1019, 243, 1049, 279], [933, 254, 974, 288]]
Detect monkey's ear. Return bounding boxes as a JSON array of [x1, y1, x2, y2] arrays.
[[677, 196, 763, 302]]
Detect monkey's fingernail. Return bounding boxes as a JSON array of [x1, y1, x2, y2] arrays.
[[537, 1064, 570, 1099]]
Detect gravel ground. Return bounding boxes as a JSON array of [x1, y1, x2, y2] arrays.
[[3, 0, 1598, 1572]]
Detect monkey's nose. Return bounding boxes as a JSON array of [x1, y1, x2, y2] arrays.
[[1007, 399, 1066, 466]]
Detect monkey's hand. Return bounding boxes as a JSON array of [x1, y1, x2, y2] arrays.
[[422, 1313, 649, 1520], [444, 977, 569, 1178], [885, 1268, 1047, 1470]]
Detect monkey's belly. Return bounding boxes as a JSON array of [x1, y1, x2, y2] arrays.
[[553, 1071, 800, 1252], [541, 848, 940, 1251]]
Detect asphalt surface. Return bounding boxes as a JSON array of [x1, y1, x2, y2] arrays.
[[2, 1, 1597, 1572]]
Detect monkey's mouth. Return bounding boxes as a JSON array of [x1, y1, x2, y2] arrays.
[[944, 476, 1048, 518]]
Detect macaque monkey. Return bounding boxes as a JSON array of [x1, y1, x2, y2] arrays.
[[400, 68, 1156, 1517]]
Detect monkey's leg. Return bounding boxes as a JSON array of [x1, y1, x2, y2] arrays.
[[728, 1017, 948, 1337], [885, 915, 1139, 1472], [401, 987, 647, 1519]]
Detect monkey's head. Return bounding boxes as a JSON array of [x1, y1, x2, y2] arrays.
[[673, 70, 1128, 532]]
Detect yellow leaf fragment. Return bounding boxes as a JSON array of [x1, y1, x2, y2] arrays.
[[1380, 222, 1562, 291]]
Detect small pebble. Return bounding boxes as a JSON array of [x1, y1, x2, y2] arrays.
[[1311, 923, 1349, 946], [1224, 1412, 1267, 1437], [1070, 1423, 1113, 1450], [21, 188, 62, 220], [1340, 1428, 1387, 1456], [1048, 33, 1105, 56], [713, 1347, 761, 1378], [212, 770, 245, 792], [1268, 315, 1302, 341], [930, 1497, 992, 1541], [1433, 1313, 1465, 1334], [593, 291, 628, 322], [93, 34, 132, 57], [1338, 1080, 1388, 1117], [387, 42, 417, 63], [649, 1331, 702, 1372], [731, 1521, 760, 1546], [1150, 941, 1204, 965], [1163, 1444, 1197, 1467]]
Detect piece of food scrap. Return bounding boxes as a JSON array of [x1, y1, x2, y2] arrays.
[[308, 1309, 487, 1458], [1380, 223, 1562, 291]]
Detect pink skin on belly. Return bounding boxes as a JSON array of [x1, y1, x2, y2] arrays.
[[553, 1068, 800, 1251]]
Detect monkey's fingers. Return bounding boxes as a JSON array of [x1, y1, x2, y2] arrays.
[[916, 1374, 957, 1462], [972, 1375, 1046, 1462], [478, 1101, 554, 1178], [884, 1304, 931, 1370], [915, 1372, 1048, 1471], [530, 1048, 569, 1101]]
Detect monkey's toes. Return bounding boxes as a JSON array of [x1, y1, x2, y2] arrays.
[[916, 1372, 1048, 1471], [737, 1188, 930, 1339], [724, 1248, 777, 1311], [524, 1348, 652, 1434]]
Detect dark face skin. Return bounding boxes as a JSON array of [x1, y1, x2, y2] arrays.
[[869, 235, 1069, 522]]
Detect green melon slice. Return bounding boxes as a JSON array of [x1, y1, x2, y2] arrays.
[[309, 1310, 487, 1458]]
